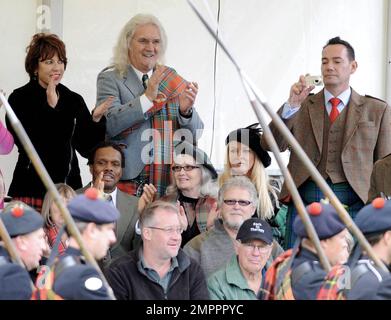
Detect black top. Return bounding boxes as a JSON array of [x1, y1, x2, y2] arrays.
[[105, 248, 209, 300], [291, 247, 327, 300], [178, 192, 200, 247], [6, 80, 105, 198]]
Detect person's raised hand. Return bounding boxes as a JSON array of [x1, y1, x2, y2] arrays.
[[92, 96, 114, 122], [287, 75, 315, 108], [179, 82, 198, 115]]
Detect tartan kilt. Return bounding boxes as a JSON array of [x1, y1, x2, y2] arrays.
[[10, 196, 43, 213], [284, 179, 364, 250]]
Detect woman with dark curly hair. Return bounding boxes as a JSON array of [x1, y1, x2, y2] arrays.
[[6, 33, 112, 211]]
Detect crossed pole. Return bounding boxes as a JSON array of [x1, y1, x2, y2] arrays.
[[187, 0, 388, 273], [0, 92, 117, 299]]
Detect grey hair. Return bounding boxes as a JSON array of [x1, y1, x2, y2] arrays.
[[166, 165, 218, 198], [218, 176, 259, 209], [112, 13, 167, 77]]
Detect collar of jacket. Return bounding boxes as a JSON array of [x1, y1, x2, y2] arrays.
[[225, 254, 252, 290], [136, 247, 191, 277]]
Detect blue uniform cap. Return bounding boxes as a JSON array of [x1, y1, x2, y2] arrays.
[[293, 202, 346, 240], [67, 188, 120, 224], [1, 202, 44, 237], [355, 197, 391, 234]]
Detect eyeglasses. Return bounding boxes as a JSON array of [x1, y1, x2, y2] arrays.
[[147, 226, 184, 235], [223, 199, 252, 206], [171, 165, 200, 173], [241, 242, 272, 253]]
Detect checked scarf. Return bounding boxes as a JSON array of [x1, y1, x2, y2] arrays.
[[317, 264, 346, 300], [263, 249, 296, 300], [46, 225, 67, 256], [120, 66, 188, 197]]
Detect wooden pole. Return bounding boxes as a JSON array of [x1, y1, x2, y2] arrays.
[[0, 92, 117, 299]]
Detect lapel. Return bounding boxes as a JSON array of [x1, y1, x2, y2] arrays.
[[123, 66, 144, 97], [342, 89, 364, 150], [115, 190, 136, 245], [307, 91, 326, 152]]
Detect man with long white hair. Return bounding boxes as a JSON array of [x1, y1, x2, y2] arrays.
[[97, 14, 204, 198]]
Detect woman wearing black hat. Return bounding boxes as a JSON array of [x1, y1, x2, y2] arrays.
[[220, 124, 283, 243], [162, 141, 219, 246]]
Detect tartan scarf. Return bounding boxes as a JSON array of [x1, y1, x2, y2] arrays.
[[46, 225, 67, 256], [121, 66, 188, 197], [317, 264, 346, 300], [263, 249, 296, 300]]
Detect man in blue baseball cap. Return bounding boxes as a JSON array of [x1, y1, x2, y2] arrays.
[[345, 197, 391, 299], [0, 201, 46, 299], [51, 188, 120, 299], [264, 201, 350, 300]]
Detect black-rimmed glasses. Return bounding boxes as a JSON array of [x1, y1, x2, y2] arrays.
[[171, 165, 200, 172]]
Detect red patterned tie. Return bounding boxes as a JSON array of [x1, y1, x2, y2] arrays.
[[329, 97, 341, 123]]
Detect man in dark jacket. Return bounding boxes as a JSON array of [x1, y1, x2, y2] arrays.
[[346, 197, 391, 299], [105, 200, 209, 300]]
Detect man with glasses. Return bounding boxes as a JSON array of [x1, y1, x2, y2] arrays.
[[184, 176, 282, 278], [207, 218, 273, 300], [105, 200, 209, 300]]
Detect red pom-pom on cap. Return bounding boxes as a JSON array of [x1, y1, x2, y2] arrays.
[[308, 202, 322, 216], [11, 206, 24, 218], [85, 187, 99, 200], [372, 197, 386, 209]]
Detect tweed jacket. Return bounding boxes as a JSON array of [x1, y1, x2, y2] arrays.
[[263, 89, 391, 203], [368, 154, 391, 202], [96, 66, 204, 180]]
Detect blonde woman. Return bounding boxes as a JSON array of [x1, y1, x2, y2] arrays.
[[41, 183, 76, 256], [220, 124, 283, 243]]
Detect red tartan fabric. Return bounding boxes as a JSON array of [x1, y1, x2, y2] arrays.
[[117, 164, 151, 197], [263, 249, 295, 300], [45, 225, 67, 256], [117, 181, 138, 196], [317, 264, 346, 300], [119, 66, 188, 197], [12, 196, 43, 212]]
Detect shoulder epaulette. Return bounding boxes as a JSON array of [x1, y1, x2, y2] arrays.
[[54, 255, 79, 278], [364, 95, 387, 104]]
